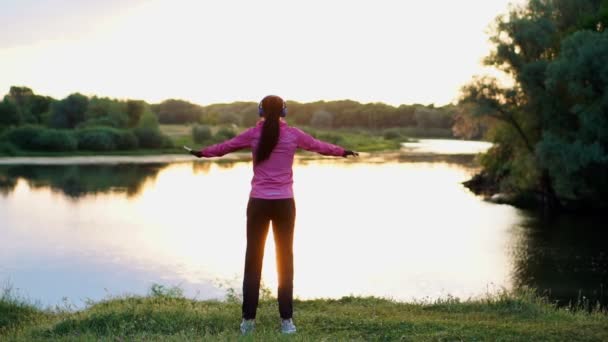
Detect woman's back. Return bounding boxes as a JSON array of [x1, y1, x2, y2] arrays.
[[199, 119, 344, 199]]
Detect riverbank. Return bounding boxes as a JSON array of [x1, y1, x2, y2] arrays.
[[1, 289, 606, 341], [0, 125, 435, 157]]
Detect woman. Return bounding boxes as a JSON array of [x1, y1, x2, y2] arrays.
[[191, 95, 358, 334]]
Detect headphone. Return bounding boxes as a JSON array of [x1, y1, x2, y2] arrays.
[[258, 96, 287, 117]]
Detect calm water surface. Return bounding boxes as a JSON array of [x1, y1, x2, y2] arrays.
[[0, 140, 605, 309]]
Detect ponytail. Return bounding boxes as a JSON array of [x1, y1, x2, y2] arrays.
[[255, 96, 283, 164]]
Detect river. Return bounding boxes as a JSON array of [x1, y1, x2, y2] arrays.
[[0, 140, 605, 309]]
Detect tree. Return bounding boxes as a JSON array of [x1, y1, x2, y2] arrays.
[[536, 30, 608, 205], [50, 93, 88, 129], [126, 100, 145, 128], [0, 97, 20, 127], [460, 0, 608, 209], [154, 99, 203, 124], [4, 86, 53, 124], [310, 110, 333, 128], [83, 97, 127, 128]]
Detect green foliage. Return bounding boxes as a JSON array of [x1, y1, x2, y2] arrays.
[[134, 127, 165, 149], [302, 127, 401, 152], [0, 97, 20, 126], [0, 286, 47, 334], [217, 112, 241, 126], [191, 124, 212, 143], [50, 93, 88, 129], [76, 128, 116, 151], [115, 130, 139, 150], [460, 0, 608, 208], [149, 284, 184, 299], [76, 127, 139, 151], [150, 98, 455, 131], [33, 129, 77, 151], [414, 106, 453, 130], [138, 109, 160, 129], [382, 128, 406, 141], [5, 86, 53, 124], [310, 110, 334, 128], [83, 97, 128, 128], [153, 99, 203, 124], [5, 125, 46, 149], [126, 100, 145, 128], [0, 141, 18, 156], [214, 126, 236, 141], [536, 30, 608, 203]]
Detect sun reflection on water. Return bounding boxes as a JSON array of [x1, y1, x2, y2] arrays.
[[0, 154, 522, 307]]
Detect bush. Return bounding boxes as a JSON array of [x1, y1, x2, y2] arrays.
[[316, 132, 344, 145], [5, 125, 46, 149], [134, 127, 164, 149], [33, 130, 77, 151], [76, 127, 140, 151], [382, 128, 404, 141], [0, 141, 18, 156], [115, 130, 138, 150], [77, 128, 116, 151], [161, 135, 174, 148], [192, 125, 212, 143], [214, 127, 236, 141]]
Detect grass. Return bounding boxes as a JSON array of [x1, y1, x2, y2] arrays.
[[164, 124, 407, 153], [1, 285, 607, 341]]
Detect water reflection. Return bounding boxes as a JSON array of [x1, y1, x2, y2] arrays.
[[0, 146, 605, 309], [401, 139, 492, 155], [511, 213, 608, 309], [0, 156, 519, 308], [0, 164, 166, 198]]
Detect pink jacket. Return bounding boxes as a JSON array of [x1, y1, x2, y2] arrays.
[[200, 120, 345, 199]]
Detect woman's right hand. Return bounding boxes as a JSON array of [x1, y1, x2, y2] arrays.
[[190, 150, 204, 158], [342, 150, 359, 158]]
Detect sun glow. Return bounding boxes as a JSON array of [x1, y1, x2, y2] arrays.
[[1, 0, 518, 105]]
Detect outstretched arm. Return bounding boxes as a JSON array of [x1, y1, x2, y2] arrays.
[[294, 128, 358, 157], [191, 128, 255, 158]]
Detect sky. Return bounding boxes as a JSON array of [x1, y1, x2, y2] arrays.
[[0, 0, 520, 106]]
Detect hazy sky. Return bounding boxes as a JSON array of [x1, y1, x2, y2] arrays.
[[0, 0, 519, 106]]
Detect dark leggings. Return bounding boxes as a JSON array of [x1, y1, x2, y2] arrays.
[[242, 197, 296, 320]]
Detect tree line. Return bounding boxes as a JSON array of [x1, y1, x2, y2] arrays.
[[461, 0, 608, 210], [0, 87, 169, 153], [151, 98, 461, 134], [0, 86, 483, 154]]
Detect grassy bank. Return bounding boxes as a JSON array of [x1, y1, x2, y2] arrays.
[[162, 124, 440, 153], [1, 289, 606, 341], [0, 125, 411, 157]]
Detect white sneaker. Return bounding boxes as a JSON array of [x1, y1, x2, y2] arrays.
[[281, 318, 297, 334], [240, 319, 255, 335]]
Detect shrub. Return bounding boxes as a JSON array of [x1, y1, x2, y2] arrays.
[[76, 127, 140, 151], [115, 130, 138, 150], [134, 127, 164, 149], [161, 135, 174, 148], [0, 141, 18, 156], [316, 132, 344, 145], [192, 124, 212, 143], [383, 128, 404, 141], [215, 127, 236, 141], [5, 125, 46, 149], [77, 128, 117, 151], [33, 130, 77, 151]]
